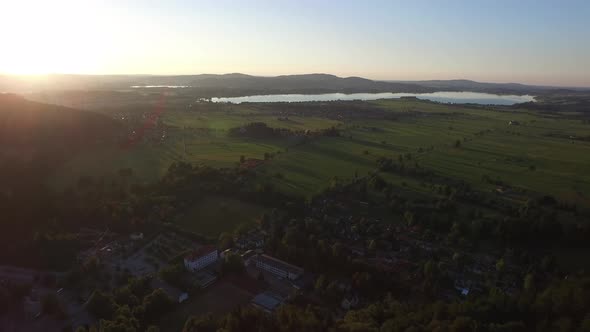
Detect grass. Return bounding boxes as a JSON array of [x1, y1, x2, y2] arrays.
[[260, 100, 590, 202], [51, 108, 335, 188], [159, 280, 254, 332], [51, 98, 590, 206], [175, 195, 267, 236]]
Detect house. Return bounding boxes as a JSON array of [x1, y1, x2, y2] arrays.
[[184, 245, 218, 272], [151, 278, 189, 303], [250, 254, 303, 280], [341, 293, 359, 310], [234, 232, 265, 249], [220, 248, 233, 259], [178, 293, 189, 303], [251, 292, 284, 313], [193, 271, 217, 288], [241, 250, 257, 266], [130, 232, 144, 240], [454, 279, 474, 297], [347, 246, 365, 257]]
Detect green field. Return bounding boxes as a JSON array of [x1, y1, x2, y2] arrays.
[[52, 99, 590, 207], [159, 281, 254, 332], [175, 195, 266, 236]]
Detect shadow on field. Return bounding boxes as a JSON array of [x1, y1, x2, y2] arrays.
[[349, 137, 402, 152]]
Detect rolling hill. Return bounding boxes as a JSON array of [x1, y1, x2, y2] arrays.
[[0, 93, 121, 177], [3, 73, 588, 95]]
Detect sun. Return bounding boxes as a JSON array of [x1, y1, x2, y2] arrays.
[[0, 1, 108, 75]]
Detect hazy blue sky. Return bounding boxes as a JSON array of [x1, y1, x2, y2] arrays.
[[1, 0, 589, 86]]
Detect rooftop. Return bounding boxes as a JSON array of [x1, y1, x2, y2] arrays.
[[241, 250, 257, 260], [253, 254, 303, 275], [252, 292, 283, 312], [185, 245, 217, 261]]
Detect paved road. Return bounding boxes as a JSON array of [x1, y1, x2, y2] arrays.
[[0, 265, 64, 283]]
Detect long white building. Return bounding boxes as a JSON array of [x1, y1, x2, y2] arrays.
[[184, 245, 218, 272], [250, 254, 303, 280]]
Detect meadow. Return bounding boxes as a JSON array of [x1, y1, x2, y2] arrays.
[[260, 100, 590, 203], [175, 195, 267, 236], [51, 98, 590, 227]]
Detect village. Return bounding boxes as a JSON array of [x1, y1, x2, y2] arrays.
[[0, 179, 535, 332]]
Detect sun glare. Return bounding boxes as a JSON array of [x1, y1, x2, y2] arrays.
[[0, 1, 109, 75]]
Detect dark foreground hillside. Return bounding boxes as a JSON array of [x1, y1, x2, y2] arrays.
[[0, 94, 120, 150], [0, 95, 121, 266]]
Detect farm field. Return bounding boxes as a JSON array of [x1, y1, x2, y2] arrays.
[[257, 101, 590, 203], [50, 98, 590, 206]]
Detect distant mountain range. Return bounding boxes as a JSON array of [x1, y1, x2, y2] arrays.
[[386, 79, 589, 94], [1, 73, 587, 95]]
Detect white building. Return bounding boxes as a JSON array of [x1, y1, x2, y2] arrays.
[[341, 294, 359, 310], [184, 245, 218, 272], [251, 254, 303, 280], [242, 250, 257, 266], [130, 232, 144, 240]]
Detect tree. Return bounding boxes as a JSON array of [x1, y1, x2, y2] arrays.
[[404, 211, 415, 227], [367, 239, 377, 252], [218, 232, 234, 250], [331, 242, 343, 258], [452, 252, 465, 270], [128, 277, 152, 298], [100, 305, 139, 332], [183, 314, 218, 332], [424, 260, 438, 280], [220, 252, 245, 275], [114, 286, 140, 307], [524, 273, 535, 293], [450, 316, 475, 332], [495, 258, 505, 274], [455, 140, 462, 148], [370, 176, 387, 191], [41, 292, 61, 315], [142, 289, 173, 322], [86, 290, 116, 319], [239, 155, 245, 163], [315, 274, 327, 293], [158, 264, 184, 289]]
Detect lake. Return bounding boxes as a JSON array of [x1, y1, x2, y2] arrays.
[[211, 91, 535, 105]]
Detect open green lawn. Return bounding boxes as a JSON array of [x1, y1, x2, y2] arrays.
[[175, 195, 266, 236], [159, 281, 254, 332]]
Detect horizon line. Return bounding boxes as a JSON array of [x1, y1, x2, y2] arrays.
[[1, 72, 589, 89]]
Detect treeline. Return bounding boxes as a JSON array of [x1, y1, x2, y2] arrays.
[[336, 275, 590, 331], [228, 122, 340, 139], [180, 276, 590, 332], [158, 161, 305, 213], [228, 122, 289, 138], [0, 158, 306, 269], [371, 155, 590, 249], [77, 276, 172, 332]]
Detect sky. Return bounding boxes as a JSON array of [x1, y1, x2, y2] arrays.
[[1, 0, 589, 86]]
